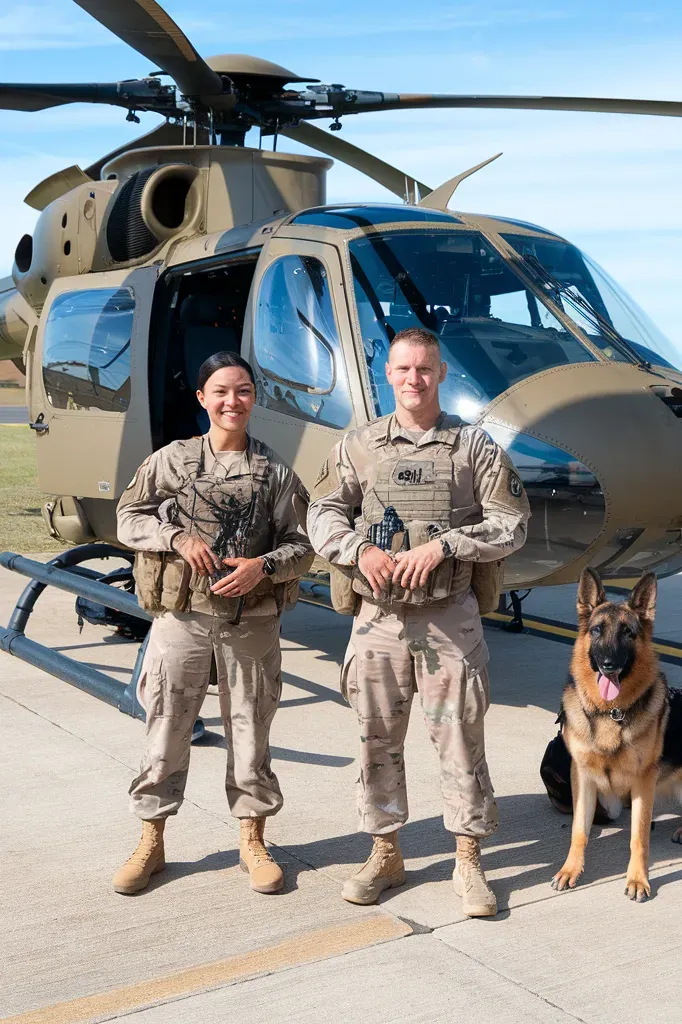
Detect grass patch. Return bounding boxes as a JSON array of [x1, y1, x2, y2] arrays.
[[0, 386, 27, 407], [0, 426, 63, 553]]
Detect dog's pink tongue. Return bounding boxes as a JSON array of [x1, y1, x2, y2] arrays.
[[598, 673, 621, 702]]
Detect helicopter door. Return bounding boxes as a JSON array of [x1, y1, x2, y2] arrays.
[[31, 266, 158, 498], [245, 240, 368, 480]]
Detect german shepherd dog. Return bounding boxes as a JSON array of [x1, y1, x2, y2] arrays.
[[551, 568, 682, 901]]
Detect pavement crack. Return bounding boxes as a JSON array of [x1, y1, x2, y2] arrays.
[[0, 690, 139, 773], [430, 931, 589, 1023]]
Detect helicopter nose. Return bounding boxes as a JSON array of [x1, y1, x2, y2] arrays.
[[481, 361, 682, 587]]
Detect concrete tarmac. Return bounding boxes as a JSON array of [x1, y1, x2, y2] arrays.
[[1, 557, 681, 1024]]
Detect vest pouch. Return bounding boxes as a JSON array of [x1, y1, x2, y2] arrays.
[[160, 553, 193, 612], [133, 552, 165, 613], [282, 579, 300, 613], [331, 564, 361, 615], [407, 520, 454, 604], [471, 560, 504, 615]]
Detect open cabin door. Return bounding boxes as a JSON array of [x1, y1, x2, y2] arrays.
[[30, 266, 158, 499]]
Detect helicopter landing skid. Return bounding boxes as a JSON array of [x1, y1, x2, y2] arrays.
[[0, 546, 205, 743]]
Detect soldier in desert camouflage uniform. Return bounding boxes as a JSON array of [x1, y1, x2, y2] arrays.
[[112, 352, 313, 897], [307, 327, 530, 916]]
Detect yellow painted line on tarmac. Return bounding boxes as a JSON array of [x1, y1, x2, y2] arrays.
[[484, 611, 682, 662], [484, 610, 578, 641], [1, 914, 412, 1024]]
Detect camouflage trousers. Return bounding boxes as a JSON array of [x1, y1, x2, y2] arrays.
[[129, 608, 283, 821], [342, 590, 498, 838]]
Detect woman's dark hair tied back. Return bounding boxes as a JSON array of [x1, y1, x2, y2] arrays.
[[197, 351, 256, 392]]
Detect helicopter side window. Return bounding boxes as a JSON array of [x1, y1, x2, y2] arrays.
[[253, 255, 352, 429], [42, 287, 135, 413]]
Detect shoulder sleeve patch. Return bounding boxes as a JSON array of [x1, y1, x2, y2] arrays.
[[313, 454, 341, 499], [123, 456, 152, 492], [509, 472, 523, 499]]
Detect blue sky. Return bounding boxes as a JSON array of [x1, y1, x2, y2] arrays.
[[2, 0, 682, 350]]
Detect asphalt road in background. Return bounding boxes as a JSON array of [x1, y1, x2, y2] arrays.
[[0, 405, 28, 423]]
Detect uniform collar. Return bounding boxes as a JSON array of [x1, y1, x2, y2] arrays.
[[387, 411, 461, 447]]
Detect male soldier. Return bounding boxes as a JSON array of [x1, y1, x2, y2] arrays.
[[307, 327, 530, 916]]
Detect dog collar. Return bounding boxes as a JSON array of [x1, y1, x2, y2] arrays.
[[609, 707, 625, 722]]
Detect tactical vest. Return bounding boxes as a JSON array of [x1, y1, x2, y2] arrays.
[[352, 423, 474, 606], [135, 437, 283, 616]]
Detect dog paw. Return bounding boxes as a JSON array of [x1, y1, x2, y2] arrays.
[[671, 826, 682, 844], [551, 864, 583, 891], [624, 872, 650, 902]]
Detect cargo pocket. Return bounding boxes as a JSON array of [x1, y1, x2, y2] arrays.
[[255, 667, 283, 724], [340, 640, 358, 708], [462, 640, 491, 715], [473, 754, 498, 835], [255, 623, 283, 724], [446, 754, 498, 837]]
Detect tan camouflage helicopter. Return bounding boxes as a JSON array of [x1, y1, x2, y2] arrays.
[[2, 0, 682, 598]]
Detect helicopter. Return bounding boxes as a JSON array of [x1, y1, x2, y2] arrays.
[[1, 0, 682, 597]]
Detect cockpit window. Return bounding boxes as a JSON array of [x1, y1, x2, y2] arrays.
[[349, 230, 596, 419], [502, 234, 680, 371], [291, 205, 462, 229]]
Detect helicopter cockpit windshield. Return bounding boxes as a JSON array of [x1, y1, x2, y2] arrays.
[[501, 232, 681, 373], [349, 230, 598, 419]]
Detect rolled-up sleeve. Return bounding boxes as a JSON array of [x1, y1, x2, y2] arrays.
[[439, 429, 530, 563], [307, 437, 366, 566], [116, 453, 185, 552], [264, 465, 315, 582]]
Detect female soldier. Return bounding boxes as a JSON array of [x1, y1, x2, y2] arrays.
[[113, 352, 313, 896]]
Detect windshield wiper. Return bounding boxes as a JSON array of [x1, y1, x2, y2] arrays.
[[518, 253, 650, 370]]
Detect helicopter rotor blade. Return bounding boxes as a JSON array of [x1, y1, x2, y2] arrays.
[[0, 81, 171, 113], [72, 0, 228, 102], [324, 92, 682, 119], [279, 122, 431, 202]]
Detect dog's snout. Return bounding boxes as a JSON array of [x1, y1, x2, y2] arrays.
[[600, 659, 618, 671]]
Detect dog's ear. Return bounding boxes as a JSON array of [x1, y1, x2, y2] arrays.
[[628, 572, 657, 624], [577, 567, 606, 625]]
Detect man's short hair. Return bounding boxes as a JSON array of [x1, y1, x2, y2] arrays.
[[389, 327, 440, 349]]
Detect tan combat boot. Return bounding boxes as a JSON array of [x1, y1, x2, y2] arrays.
[[239, 818, 284, 894], [452, 835, 497, 917], [113, 819, 166, 895], [342, 832, 406, 905]]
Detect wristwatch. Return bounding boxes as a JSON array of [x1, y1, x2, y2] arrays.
[[439, 536, 453, 558], [261, 556, 277, 576]]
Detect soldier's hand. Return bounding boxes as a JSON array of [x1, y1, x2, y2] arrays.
[[210, 557, 265, 596], [172, 533, 222, 576], [358, 544, 395, 598], [392, 539, 444, 590]]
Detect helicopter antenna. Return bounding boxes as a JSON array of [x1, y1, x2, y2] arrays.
[[418, 153, 502, 210]]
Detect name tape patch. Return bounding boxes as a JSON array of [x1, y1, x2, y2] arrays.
[[393, 461, 435, 486]]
